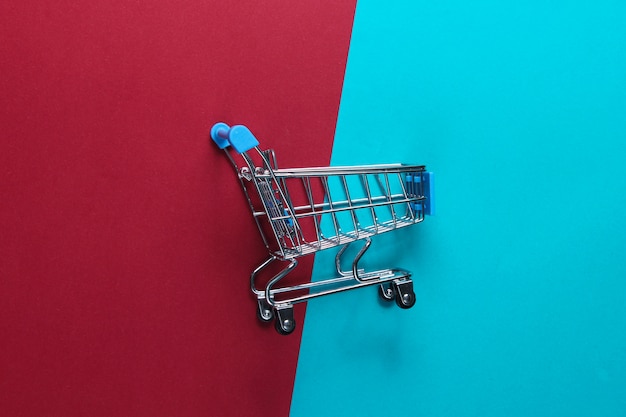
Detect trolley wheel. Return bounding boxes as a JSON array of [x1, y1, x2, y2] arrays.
[[378, 283, 395, 301], [393, 280, 416, 309], [274, 307, 296, 336], [256, 299, 274, 322]]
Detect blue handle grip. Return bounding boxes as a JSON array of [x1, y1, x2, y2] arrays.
[[210, 122, 260, 153]]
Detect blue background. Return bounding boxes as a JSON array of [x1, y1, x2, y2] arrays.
[[291, 1, 626, 416]]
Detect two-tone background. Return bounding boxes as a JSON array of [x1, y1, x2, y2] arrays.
[[2, 1, 625, 416]]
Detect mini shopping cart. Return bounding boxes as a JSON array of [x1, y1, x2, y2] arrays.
[[211, 123, 434, 335]]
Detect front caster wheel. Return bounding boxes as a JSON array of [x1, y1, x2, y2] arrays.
[[274, 307, 296, 335], [378, 283, 395, 301], [393, 280, 416, 309]]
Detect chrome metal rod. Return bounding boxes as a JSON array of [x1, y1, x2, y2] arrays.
[[352, 238, 373, 283], [264, 258, 298, 307], [250, 256, 277, 295], [271, 268, 412, 306], [261, 164, 425, 178]]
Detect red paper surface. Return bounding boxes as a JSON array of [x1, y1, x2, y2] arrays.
[[0, 1, 356, 416]]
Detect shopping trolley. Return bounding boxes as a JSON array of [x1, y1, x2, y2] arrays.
[[211, 123, 434, 335]]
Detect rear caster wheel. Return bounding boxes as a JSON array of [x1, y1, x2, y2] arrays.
[[274, 307, 296, 335], [394, 280, 416, 309], [256, 299, 273, 322]]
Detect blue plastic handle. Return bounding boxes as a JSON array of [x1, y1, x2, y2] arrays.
[[210, 122, 260, 153]]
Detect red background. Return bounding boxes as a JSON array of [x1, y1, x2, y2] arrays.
[[0, 1, 355, 416]]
